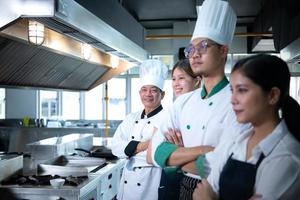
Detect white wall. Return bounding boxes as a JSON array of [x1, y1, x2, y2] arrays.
[[231, 26, 248, 54], [145, 29, 174, 55], [172, 21, 195, 55], [5, 88, 38, 118]]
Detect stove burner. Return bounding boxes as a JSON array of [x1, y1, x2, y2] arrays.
[[1, 175, 88, 186], [65, 176, 87, 186]]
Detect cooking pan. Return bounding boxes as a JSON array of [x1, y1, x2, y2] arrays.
[[75, 146, 117, 160]]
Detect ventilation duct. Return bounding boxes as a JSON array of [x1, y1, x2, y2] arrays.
[[0, 0, 148, 90]]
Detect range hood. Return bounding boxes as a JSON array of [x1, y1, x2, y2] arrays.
[[281, 37, 300, 64], [0, 0, 148, 90], [280, 38, 300, 75]]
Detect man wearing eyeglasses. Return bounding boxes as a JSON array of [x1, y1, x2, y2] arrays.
[[147, 0, 249, 199]]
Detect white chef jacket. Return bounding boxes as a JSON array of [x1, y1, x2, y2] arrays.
[[151, 78, 249, 179], [111, 107, 165, 200], [207, 120, 300, 200]]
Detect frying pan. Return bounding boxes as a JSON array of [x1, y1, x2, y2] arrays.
[[75, 146, 117, 160]]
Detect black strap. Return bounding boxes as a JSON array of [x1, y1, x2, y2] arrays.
[[255, 153, 265, 168]]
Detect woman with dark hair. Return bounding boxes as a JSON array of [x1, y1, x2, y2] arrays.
[[172, 59, 201, 97], [157, 59, 201, 200], [193, 54, 300, 200]]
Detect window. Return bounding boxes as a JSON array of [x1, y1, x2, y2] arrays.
[[62, 91, 80, 120], [107, 78, 126, 120], [40, 90, 59, 119], [290, 77, 300, 104], [0, 88, 5, 119], [131, 77, 143, 113], [226, 54, 249, 74], [85, 84, 103, 120], [162, 79, 173, 106]]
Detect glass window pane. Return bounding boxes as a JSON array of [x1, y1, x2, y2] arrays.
[[290, 77, 300, 104], [40, 90, 58, 118], [0, 88, 5, 119], [162, 79, 173, 107], [85, 85, 103, 120], [108, 78, 126, 98], [106, 78, 126, 120], [62, 91, 80, 120], [131, 78, 143, 113]]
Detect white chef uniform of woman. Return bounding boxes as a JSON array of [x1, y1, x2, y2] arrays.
[[207, 120, 300, 200], [111, 60, 168, 200]]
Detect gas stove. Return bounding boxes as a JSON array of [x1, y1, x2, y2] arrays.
[[0, 174, 100, 200], [0, 159, 124, 200], [1, 174, 88, 187], [0, 156, 108, 200]]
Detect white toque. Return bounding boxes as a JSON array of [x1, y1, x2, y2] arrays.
[[139, 59, 168, 90], [192, 0, 237, 45]]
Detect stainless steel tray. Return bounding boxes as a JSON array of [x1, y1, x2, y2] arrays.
[[27, 133, 94, 166], [38, 155, 106, 177]]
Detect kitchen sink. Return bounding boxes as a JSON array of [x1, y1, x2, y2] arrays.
[[38, 155, 107, 177]]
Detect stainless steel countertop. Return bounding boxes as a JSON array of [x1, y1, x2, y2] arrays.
[[0, 159, 125, 200]]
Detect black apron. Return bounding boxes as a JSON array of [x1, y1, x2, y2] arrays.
[[219, 153, 265, 200], [158, 167, 183, 200]]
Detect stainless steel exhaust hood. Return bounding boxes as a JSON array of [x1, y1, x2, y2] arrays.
[[0, 0, 148, 90], [280, 38, 300, 75], [281, 37, 300, 64]]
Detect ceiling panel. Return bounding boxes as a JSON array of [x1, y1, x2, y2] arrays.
[[122, 0, 266, 28]]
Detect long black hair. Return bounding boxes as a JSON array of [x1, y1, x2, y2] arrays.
[[232, 54, 300, 141]]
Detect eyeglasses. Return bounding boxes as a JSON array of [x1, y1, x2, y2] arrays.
[[184, 40, 220, 58]]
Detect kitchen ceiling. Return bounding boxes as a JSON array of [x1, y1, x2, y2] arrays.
[[120, 0, 274, 53], [63, 0, 300, 58], [121, 0, 265, 29], [119, 0, 300, 55]]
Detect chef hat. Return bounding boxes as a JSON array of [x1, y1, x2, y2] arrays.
[[139, 59, 168, 90], [191, 0, 237, 45]]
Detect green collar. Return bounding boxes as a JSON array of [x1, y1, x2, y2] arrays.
[[201, 76, 229, 99]]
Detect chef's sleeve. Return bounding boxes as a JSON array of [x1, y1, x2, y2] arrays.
[[111, 114, 135, 158]]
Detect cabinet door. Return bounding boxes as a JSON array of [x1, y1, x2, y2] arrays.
[[80, 186, 97, 200], [102, 168, 119, 200]]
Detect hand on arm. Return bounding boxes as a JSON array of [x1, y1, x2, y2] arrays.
[[135, 126, 158, 155], [164, 128, 184, 147], [135, 140, 150, 154], [146, 140, 153, 164], [181, 161, 198, 174], [193, 179, 218, 200], [146, 127, 158, 164], [167, 145, 214, 166]]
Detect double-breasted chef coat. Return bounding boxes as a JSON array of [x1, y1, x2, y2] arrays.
[[111, 105, 165, 200], [151, 78, 250, 179]]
